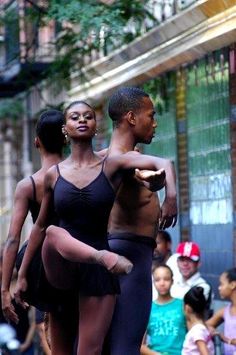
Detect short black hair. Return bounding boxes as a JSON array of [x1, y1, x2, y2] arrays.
[[108, 87, 149, 125], [152, 264, 173, 278], [157, 231, 172, 243], [36, 109, 64, 154], [224, 267, 236, 282], [184, 286, 207, 316]]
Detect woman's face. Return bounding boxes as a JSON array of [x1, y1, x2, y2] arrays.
[[64, 103, 96, 140]]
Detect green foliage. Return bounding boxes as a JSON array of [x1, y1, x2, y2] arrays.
[[0, 98, 24, 121], [42, 0, 157, 90], [143, 78, 165, 114]]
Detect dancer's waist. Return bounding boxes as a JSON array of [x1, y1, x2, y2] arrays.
[[108, 232, 156, 249]]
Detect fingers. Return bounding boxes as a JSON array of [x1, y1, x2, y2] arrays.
[[135, 169, 165, 181], [7, 310, 19, 324], [3, 306, 19, 324], [14, 291, 29, 310], [159, 215, 178, 229]]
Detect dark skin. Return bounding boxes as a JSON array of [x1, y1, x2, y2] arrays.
[[1, 137, 62, 325], [1, 136, 62, 355], [108, 95, 177, 237], [14, 102, 174, 355]]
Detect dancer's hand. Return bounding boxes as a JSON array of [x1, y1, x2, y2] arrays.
[[159, 195, 177, 229], [1, 290, 19, 324], [135, 168, 166, 191], [14, 276, 29, 310]]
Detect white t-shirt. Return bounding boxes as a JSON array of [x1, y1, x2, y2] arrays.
[[170, 272, 211, 302], [182, 323, 214, 355]]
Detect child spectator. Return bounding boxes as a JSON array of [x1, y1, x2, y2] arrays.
[[152, 231, 174, 301], [153, 231, 172, 267], [182, 286, 214, 355], [141, 265, 186, 355], [207, 267, 236, 354]]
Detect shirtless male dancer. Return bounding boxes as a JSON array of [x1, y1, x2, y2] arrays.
[[103, 87, 177, 355]]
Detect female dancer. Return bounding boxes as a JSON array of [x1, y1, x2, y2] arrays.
[[1, 110, 65, 354], [15, 100, 168, 355]]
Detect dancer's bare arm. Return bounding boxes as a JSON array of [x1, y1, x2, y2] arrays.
[[1, 178, 32, 323], [107, 152, 177, 228], [14, 170, 55, 307]]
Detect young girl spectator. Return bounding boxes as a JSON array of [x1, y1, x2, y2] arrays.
[[207, 267, 236, 354], [182, 286, 214, 355], [141, 264, 186, 355]]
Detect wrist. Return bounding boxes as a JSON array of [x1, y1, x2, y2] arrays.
[[165, 191, 177, 200], [18, 269, 26, 279], [1, 288, 10, 293]]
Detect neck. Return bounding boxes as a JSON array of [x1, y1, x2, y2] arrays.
[[231, 294, 236, 307], [183, 271, 198, 282], [186, 314, 204, 330], [69, 140, 98, 166], [40, 152, 62, 170], [109, 127, 136, 154], [156, 294, 172, 304]]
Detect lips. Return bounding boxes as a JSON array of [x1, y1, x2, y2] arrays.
[[77, 126, 88, 131]]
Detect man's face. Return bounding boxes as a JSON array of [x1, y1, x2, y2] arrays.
[[177, 256, 199, 280], [134, 97, 157, 144]]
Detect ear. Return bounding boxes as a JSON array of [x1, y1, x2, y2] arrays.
[[126, 111, 136, 126], [230, 280, 236, 290], [184, 304, 191, 314], [34, 137, 40, 149], [62, 125, 67, 135]]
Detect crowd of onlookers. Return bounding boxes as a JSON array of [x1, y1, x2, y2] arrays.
[[141, 233, 236, 355]]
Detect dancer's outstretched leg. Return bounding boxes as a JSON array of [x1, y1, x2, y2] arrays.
[[44, 225, 133, 275]]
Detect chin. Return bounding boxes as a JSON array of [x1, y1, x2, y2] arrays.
[[143, 138, 152, 145]]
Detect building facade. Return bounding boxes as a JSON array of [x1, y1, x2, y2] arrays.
[[0, 0, 236, 296]]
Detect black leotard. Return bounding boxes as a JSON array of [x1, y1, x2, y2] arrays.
[[53, 162, 120, 296], [28, 176, 40, 223]]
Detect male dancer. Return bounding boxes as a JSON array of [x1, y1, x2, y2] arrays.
[[104, 87, 177, 355]]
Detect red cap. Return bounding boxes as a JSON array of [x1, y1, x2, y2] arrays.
[[176, 242, 200, 261]]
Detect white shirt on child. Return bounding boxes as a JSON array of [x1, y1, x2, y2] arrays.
[[182, 323, 214, 355]]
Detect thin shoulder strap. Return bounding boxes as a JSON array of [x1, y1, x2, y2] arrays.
[[56, 164, 61, 175], [29, 176, 37, 201], [101, 156, 108, 171]]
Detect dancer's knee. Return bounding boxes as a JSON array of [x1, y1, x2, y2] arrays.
[[45, 225, 58, 241]]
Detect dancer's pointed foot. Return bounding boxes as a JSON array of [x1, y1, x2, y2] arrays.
[[94, 250, 133, 275]]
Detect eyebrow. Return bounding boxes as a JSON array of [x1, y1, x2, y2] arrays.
[[69, 110, 93, 115]]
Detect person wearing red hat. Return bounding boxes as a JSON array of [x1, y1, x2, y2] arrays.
[[170, 241, 213, 318]]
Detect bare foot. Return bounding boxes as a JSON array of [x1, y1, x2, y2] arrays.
[[94, 250, 133, 275]]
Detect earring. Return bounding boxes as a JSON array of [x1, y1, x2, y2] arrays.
[[95, 129, 98, 136], [64, 132, 70, 144]]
